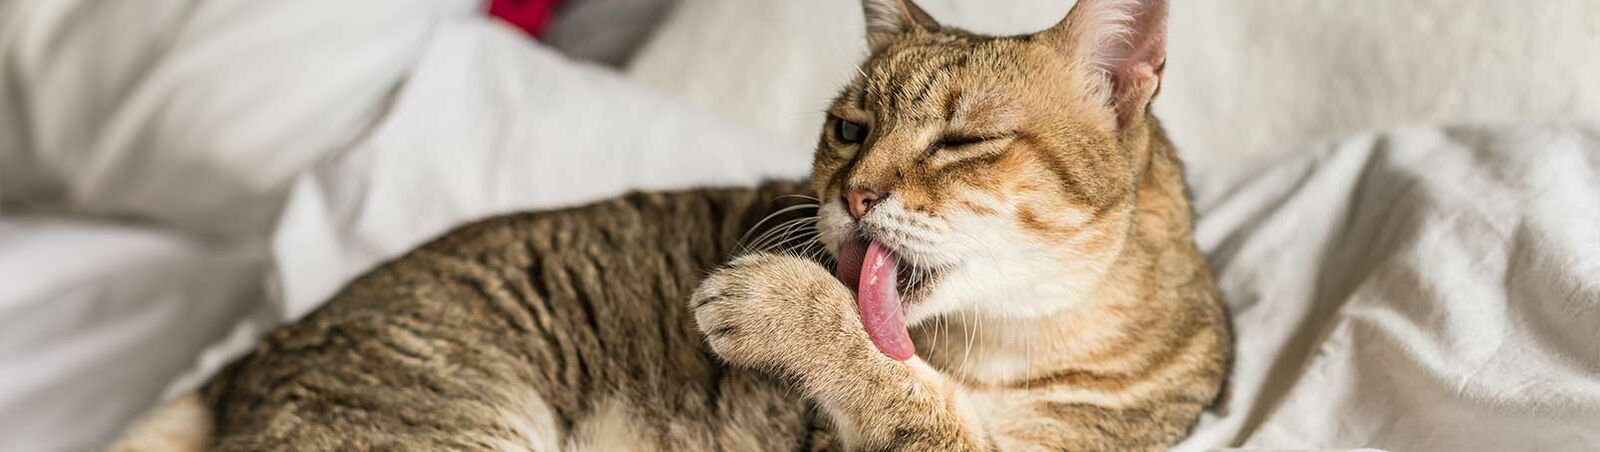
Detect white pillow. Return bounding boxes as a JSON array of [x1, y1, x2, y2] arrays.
[[627, 0, 1600, 170], [0, 0, 480, 239], [264, 21, 812, 322]]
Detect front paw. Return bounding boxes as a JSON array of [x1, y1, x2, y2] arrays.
[[690, 253, 869, 372]]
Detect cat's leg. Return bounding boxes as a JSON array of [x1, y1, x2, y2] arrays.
[[106, 392, 212, 452], [690, 253, 991, 451]]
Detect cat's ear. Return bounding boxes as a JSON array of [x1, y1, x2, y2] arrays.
[[1042, 0, 1168, 129], [862, 0, 941, 51]]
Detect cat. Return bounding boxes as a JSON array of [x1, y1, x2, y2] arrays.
[[110, 0, 1228, 450]]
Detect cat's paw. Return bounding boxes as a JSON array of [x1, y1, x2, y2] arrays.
[[690, 253, 870, 373]]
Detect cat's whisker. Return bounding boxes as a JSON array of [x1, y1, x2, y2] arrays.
[[755, 230, 813, 257], [773, 194, 821, 203], [784, 230, 825, 260], [784, 230, 824, 252], [744, 215, 817, 251], [969, 316, 982, 373], [801, 234, 829, 257], [959, 312, 976, 378], [746, 220, 803, 251], [747, 217, 819, 253], [940, 315, 950, 361], [737, 203, 819, 248], [767, 229, 822, 256]]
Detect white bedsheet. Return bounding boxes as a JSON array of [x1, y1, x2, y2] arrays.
[[0, 217, 265, 451], [2, 1, 1598, 451], [1182, 125, 1600, 450]]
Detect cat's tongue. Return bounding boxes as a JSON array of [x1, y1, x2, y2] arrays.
[[835, 239, 915, 361]]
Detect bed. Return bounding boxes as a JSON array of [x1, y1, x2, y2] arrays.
[[2, 1, 1597, 450]]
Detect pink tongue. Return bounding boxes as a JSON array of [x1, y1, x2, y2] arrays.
[[835, 239, 915, 361]]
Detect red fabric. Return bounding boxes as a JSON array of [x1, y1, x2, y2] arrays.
[[488, 0, 564, 37]]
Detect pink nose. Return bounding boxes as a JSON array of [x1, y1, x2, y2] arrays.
[[843, 188, 888, 219]]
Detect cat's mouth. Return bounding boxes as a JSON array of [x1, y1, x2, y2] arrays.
[[834, 239, 940, 299], [834, 236, 938, 361]]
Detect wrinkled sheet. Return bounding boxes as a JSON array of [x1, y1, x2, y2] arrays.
[[0, 217, 265, 452], [1181, 125, 1600, 451]]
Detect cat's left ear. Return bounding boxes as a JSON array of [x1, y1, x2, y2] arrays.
[[862, 0, 941, 52], [1042, 0, 1168, 130]]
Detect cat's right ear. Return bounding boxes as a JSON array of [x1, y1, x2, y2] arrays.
[[1041, 0, 1169, 130], [862, 0, 940, 51]]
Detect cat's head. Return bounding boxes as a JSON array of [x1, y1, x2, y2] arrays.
[[813, 0, 1171, 325]]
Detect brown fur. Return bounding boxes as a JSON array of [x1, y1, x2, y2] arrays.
[[111, 1, 1227, 450], [702, 0, 1226, 449], [202, 185, 829, 451]]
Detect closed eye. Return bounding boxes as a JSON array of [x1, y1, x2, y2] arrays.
[[940, 135, 991, 147], [925, 134, 1011, 156]]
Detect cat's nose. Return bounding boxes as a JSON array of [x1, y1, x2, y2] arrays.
[[843, 188, 889, 220]]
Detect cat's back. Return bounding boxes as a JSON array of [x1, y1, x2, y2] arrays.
[[206, 183, 823, 451]]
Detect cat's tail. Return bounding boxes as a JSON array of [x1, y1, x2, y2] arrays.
[[103, 392, 213, 452]]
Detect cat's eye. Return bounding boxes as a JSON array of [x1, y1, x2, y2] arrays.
[[941, 136, 988, 148], [925, 135, 994, 156], [835, 119, 868, 144]]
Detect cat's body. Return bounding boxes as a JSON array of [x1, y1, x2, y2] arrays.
[[203, 184, 835, 451], [113, 1, 1229, 450]]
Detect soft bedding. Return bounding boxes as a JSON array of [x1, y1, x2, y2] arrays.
[[0, 0, 483, 240], [0, 217, 263, 452], [1183, 125, 1600, 450], [2, 0, 1598, 451]]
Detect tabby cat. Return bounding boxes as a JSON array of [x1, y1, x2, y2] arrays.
[[113, 0, 1229, 450]]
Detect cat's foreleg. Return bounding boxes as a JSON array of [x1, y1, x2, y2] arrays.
[[691, 253, 991, 451]]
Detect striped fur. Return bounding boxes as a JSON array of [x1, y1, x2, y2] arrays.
[[119, 1, 1226, 450], [705, 0, 1226, 449], [202, 184, 831, 450]]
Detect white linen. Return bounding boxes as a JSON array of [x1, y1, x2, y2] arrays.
[[628, 0, 1600, 172], [0, 1, 472, 447], [0, 0, 480, 239], [265, 21, 811, 324], [0, 217, 264, 452], [1180, 125, 1600, 451]]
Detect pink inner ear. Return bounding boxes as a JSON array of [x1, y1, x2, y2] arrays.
[[1053, 0, 1169, 126], [1106, 0, 1168, 125]]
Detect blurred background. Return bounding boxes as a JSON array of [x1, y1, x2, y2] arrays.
[[2, 1, 1598, 451]]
